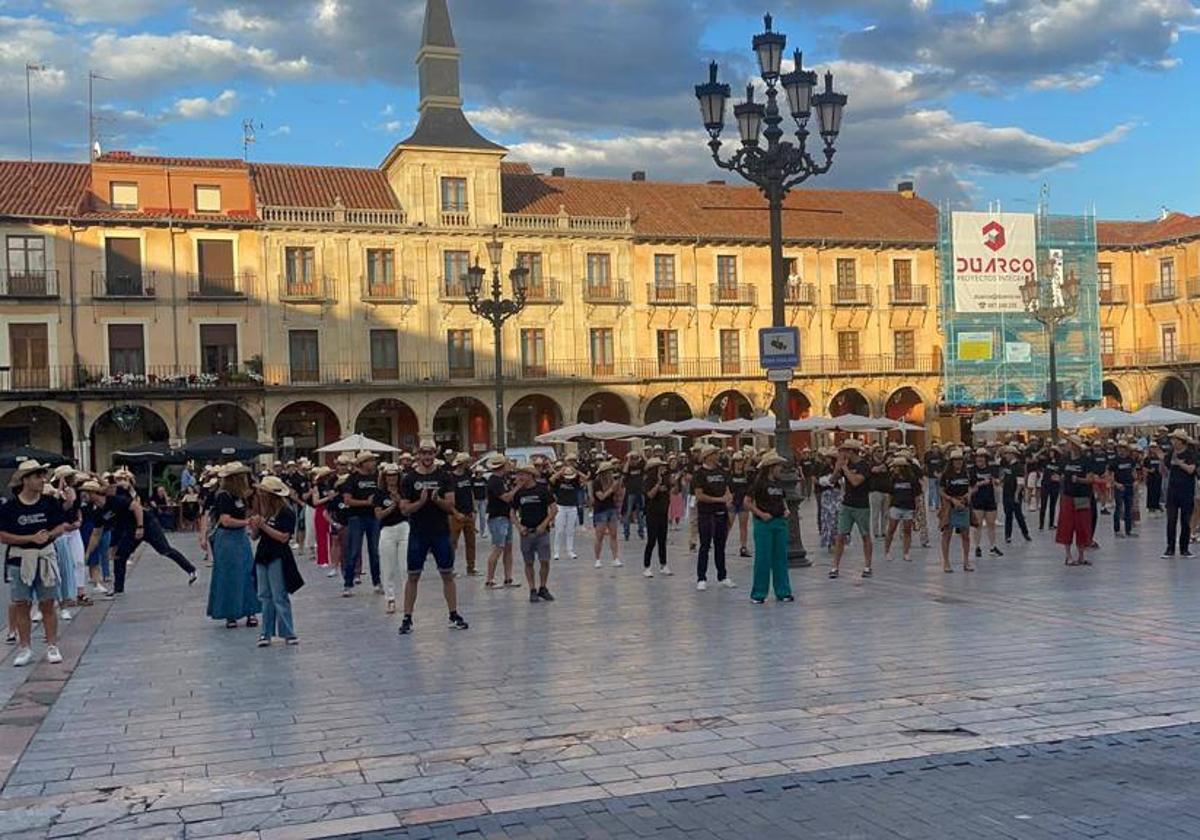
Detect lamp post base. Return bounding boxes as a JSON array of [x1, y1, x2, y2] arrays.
[[782, 465, 810, 567]]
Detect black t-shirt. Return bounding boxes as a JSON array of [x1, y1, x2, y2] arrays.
[[402, 468, 452, 536], [1109, 456, 1137, 486], [486, 474, 512, 518], [471, 476, 488, 501], [867, 462, 890, 493], [255, 506, 295, 565], [514, 484, 554, 530], [553, 475, 582, 507], [1062, 457, 1093, 498], [342, 473, 379, 518], [0, 493, 65, 559], [925, 453, 946, 478], [623, 463, 645, 494], [592, 477, 618, 512], [1144, 455, 1163, 481], [752, 478, 786, 518], [1041, 457, 1062, 483], [940, 467, 971, 501], [644, 469, 670, 516], [728, 472, 751, 502], [969, 464, 998, 505], [999, 460, 1023, 495], [841, 460, 871, 508], [888, 473, 918, 510], [286, 474, 310, 502], [1166, 449, 1196, 499], [374, 487, 406, 527], [91, 493, 135, 534], [450, 471, 474, 515], [694, 466, 730, 514], [215, 490, 249, 526]]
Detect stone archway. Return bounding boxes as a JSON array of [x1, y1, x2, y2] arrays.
[[1102, 380, 1123, 409], [708, 389, 753, 422], [644, 392, 693, 424], [185, 403, 257, 441], [274, 401, 342, 460], [886, 386, 927, 450], [91, 405, 169, 471], [356, 398, 420, 452], [577, 391, 632, 424], [0, 406, 73, 457], [1159, 376, 1189, 410], [434, 397, 491, 455], [829, 388, 870, 417], [508, 394, 563, 448]]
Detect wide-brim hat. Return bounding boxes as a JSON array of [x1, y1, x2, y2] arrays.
[[974, 448, 989, 457], [312, 466, 334, 480], [889, 457, 909, 468], [699, 444, 720, 459], [9, 459, 48, 487], [758, 451, 786, 469], [416, 439, 437, 453], [948, 448, 965, 460], [354, 450, 378, 465], [218, 461, 251, 478], [595, 461, 615, 474], [485, 455, 506, 470], [257, 475, 291, 497], [203, 477, 219, 489], [334, 474, 350, 487], [452, 453, 471, 467], [1170, 428, 1191, 442], [79, 479, 104, 493], [644, 457, 664, 469], [335, 453, 354, 465], [516, 464, 538, 477], [839, 439, 863, 451], [730, 452, 745, 461], [819, 446, 837, 458], [51, 463, 75, 480]]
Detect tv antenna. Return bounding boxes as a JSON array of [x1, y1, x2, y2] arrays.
[[242, 118, 262, 160], [88, 71, 112, 160]]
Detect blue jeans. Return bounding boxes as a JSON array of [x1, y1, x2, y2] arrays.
[[344, 516, 381, 588], [926, 480, 940, 509], [256, 558, 295, 639], [622, 492, 646, 539], [1113, 484, 1134, 535], [87, 529, 111, 579]]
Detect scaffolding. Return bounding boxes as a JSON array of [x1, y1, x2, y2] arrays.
[[938, 207, 1101, 407]]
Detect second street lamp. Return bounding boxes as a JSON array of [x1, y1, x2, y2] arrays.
[[465, 232, 529, 453], [1019, 255, 1080, 442], [695, 12, 847, 566]]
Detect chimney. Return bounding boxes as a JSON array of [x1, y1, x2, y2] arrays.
[[551, 167, 566, 177], [897, 180, 915, 198], [631, 171, 646, 182], [707, 179, 726, 186]]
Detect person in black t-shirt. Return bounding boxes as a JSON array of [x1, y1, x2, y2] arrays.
[[591, 461, 622, 568], [2, 461, 67, 667], [747, 451, 792, 603], [550, 464, 583, 561], [484, 455, 517, 587], [693, 445, 734, 589], [641, 458, 673, 576], [248, 476, 300, 646], [1108, 440, 1138, 537], [883, 456, 922, 562], [999, 446, 1031, 544], [621, 452, 647, 541], [375, 464, 408, 614], [969, 449, 1002, 560], [1163, 429, 1197, 557], [1143, 443, 1165, 515], [204, 462, 260, 627], [447, 454, 478, 576], [729, 453, 752, 559], [924, 443, 946, 512], [397, 440, 467, 635], [341, 451, 381, 594], [1057, 436, 1098, 565], [830, 439, 873, 579], [471, 466, 489, 533], [511, 466, 557, 602], [1039, 447, 1063, 530], [939, 448, 973, 571]]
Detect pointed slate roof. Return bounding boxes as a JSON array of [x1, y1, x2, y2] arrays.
[[421, 0, 456, 50]]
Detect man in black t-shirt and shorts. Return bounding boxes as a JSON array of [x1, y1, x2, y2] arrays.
[[484, 455, 518, 587], [830, 438, 873, 579], [512, 465, 557, 602], [398, 440, 467, 635]]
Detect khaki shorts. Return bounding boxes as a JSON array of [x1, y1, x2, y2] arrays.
[[836, 505, 871, 537]]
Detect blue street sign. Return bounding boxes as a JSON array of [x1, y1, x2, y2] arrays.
[[759, 326, 800, 370]]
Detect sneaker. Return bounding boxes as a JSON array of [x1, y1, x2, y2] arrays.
[[696, 580, 708, 591], [780, 595, 795, 603], [739, 548, 750, 558], [974, 547, 982, 558], [529, 589, 540, 603], [285, 637, 299, 646], [1182, 551, 1194, 558], [91, 580, 109, 593], [45, 645, 62, 664], [660, 565, 673, 576], [373, 585, 385, 595], [448, 612, 469, 630], [612, 559, 623, 568], [325, 568, 338, 578], [990, 546, 1004, 556], [828, 569, 839, 579], [902, 553, 911, 562], [643, 568, 654, 578], [751, 598, 766, 605], [30, 606, 42, 623], [341, 589, 353, 598], [398, 616, 413, 635], [58, 609, 72, 622], [13, 647, 33, 667], [4, 632, 15, 645], [257, 637, 271, 648], [720, 578, 737, 588], [537, 587, 555, 602], [103, 590, 117, 600], [569, 552, 578, 560], [553, 556, 560, 562], [594, 559, 603, 569], [862, 568, 873, 578]]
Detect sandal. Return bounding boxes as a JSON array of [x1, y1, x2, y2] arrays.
[[484, 580, 497, 588], [225, 620, 238, 629], [963, 564, 975, 572], [246, 617, 259, 628], [943, 567, 954, 574]]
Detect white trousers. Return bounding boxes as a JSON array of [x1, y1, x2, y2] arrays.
[[552, 506, 577, 558], [378, 522, 409, 600], [68, 530, 87, 590], [303, 506, 317, 552]]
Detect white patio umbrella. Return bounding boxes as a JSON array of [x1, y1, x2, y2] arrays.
[[1129, 405, 1200, 426], [1075, 407, 1135, 429], [536, 421, 641, 442], [634, 420, 682, 437], [534, 423, 589, 444], [315, 433, 401, 453], [671, 418, 725, 434]]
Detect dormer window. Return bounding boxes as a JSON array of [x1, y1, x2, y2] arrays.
[[441, 177, 468, 212], [110, 182, 139, 210], [195, 184, 221, 213]]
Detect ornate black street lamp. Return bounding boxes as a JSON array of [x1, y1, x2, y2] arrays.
[[696, 13, 847, 566], [465, 232, 529, 453], [1020, 258, 1080, 442]]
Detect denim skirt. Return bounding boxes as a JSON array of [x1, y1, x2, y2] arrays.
[[206, 527, 259, 620]]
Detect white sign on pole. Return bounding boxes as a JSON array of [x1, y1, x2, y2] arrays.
[[1004, 342, 1032, 363], [951, 211, 1037, 313]]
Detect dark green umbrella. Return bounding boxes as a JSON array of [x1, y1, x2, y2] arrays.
[[183, 434, 271, 462], [0, 446, 72, 469]]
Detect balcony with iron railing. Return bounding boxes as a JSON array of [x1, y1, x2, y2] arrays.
[[1098, 285, 1129, 305], [1, 364, 265, 393], [523, 279, 562, 304], [0, 269, 58, 299], [1145, 281, 1179, 303], [830, 284, 873, 306], [582, 280, 629, 305], [187, 271, 255, 301], [887, 284, 928, 306], [784, 281, 817, 305], [711, 283, 756, 306], [646, 283, 697, 306], [362, 275, 417, 304], [440, 278, 471, 302], [92, 270, 157, 300], [279, 274, 335, 303]]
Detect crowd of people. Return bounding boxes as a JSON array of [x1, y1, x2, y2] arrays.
[[4, 422, 1195, 666]]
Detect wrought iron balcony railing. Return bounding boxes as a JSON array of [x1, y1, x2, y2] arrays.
[[0, 269, 58, 299], [92, 271, 157, 300]]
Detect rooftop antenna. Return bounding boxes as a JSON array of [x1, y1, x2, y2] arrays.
[[242, 118, 262, 161], [25, 63, 46, 165], [88, 71, 111, 161]]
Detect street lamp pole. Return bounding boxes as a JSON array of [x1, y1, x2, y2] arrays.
[[1020, 259, 1080, 442], [466, 232, 529, 454], [696, 13, 847, 566]]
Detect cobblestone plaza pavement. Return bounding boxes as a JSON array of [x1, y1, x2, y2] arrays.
[[2, 514, 1200, 839]]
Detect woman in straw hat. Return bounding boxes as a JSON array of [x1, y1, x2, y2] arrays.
[[310, 466, 335, 570], [747, 451, 792, 604], [249, 476, 302, 646], [1058, 436, 1099, 566], [883, 456, 921, 563], [375, 463, 408, 614], [205, 462, 260, 628], [938, 448, 973, 572], [591, 461, 622, 569], [641, 456, 673, 577], [968, 448, 1002, 560], [813, 447, 841, 550]]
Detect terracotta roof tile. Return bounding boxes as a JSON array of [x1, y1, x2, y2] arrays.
[[501, 162, 534, 175], [0, 160, 89, 218], [502, 173, 940, 244], [1097, 212, 1200, 247], [250, 163, 400, 210], [96, 152, 247, 169]]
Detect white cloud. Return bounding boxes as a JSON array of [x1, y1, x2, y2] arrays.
[[172, 88, 238, 119], [193, 8, 276, 33], [88, 31, 310, 90], [44, 0, 162, 24], [1029, 72, 1103, 91], [269, 124, 291, 136]]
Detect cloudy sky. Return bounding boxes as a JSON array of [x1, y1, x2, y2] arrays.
[[2, 0, 1198, 217]]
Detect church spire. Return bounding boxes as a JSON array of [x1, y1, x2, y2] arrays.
[[400, 0, 504, 151]]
